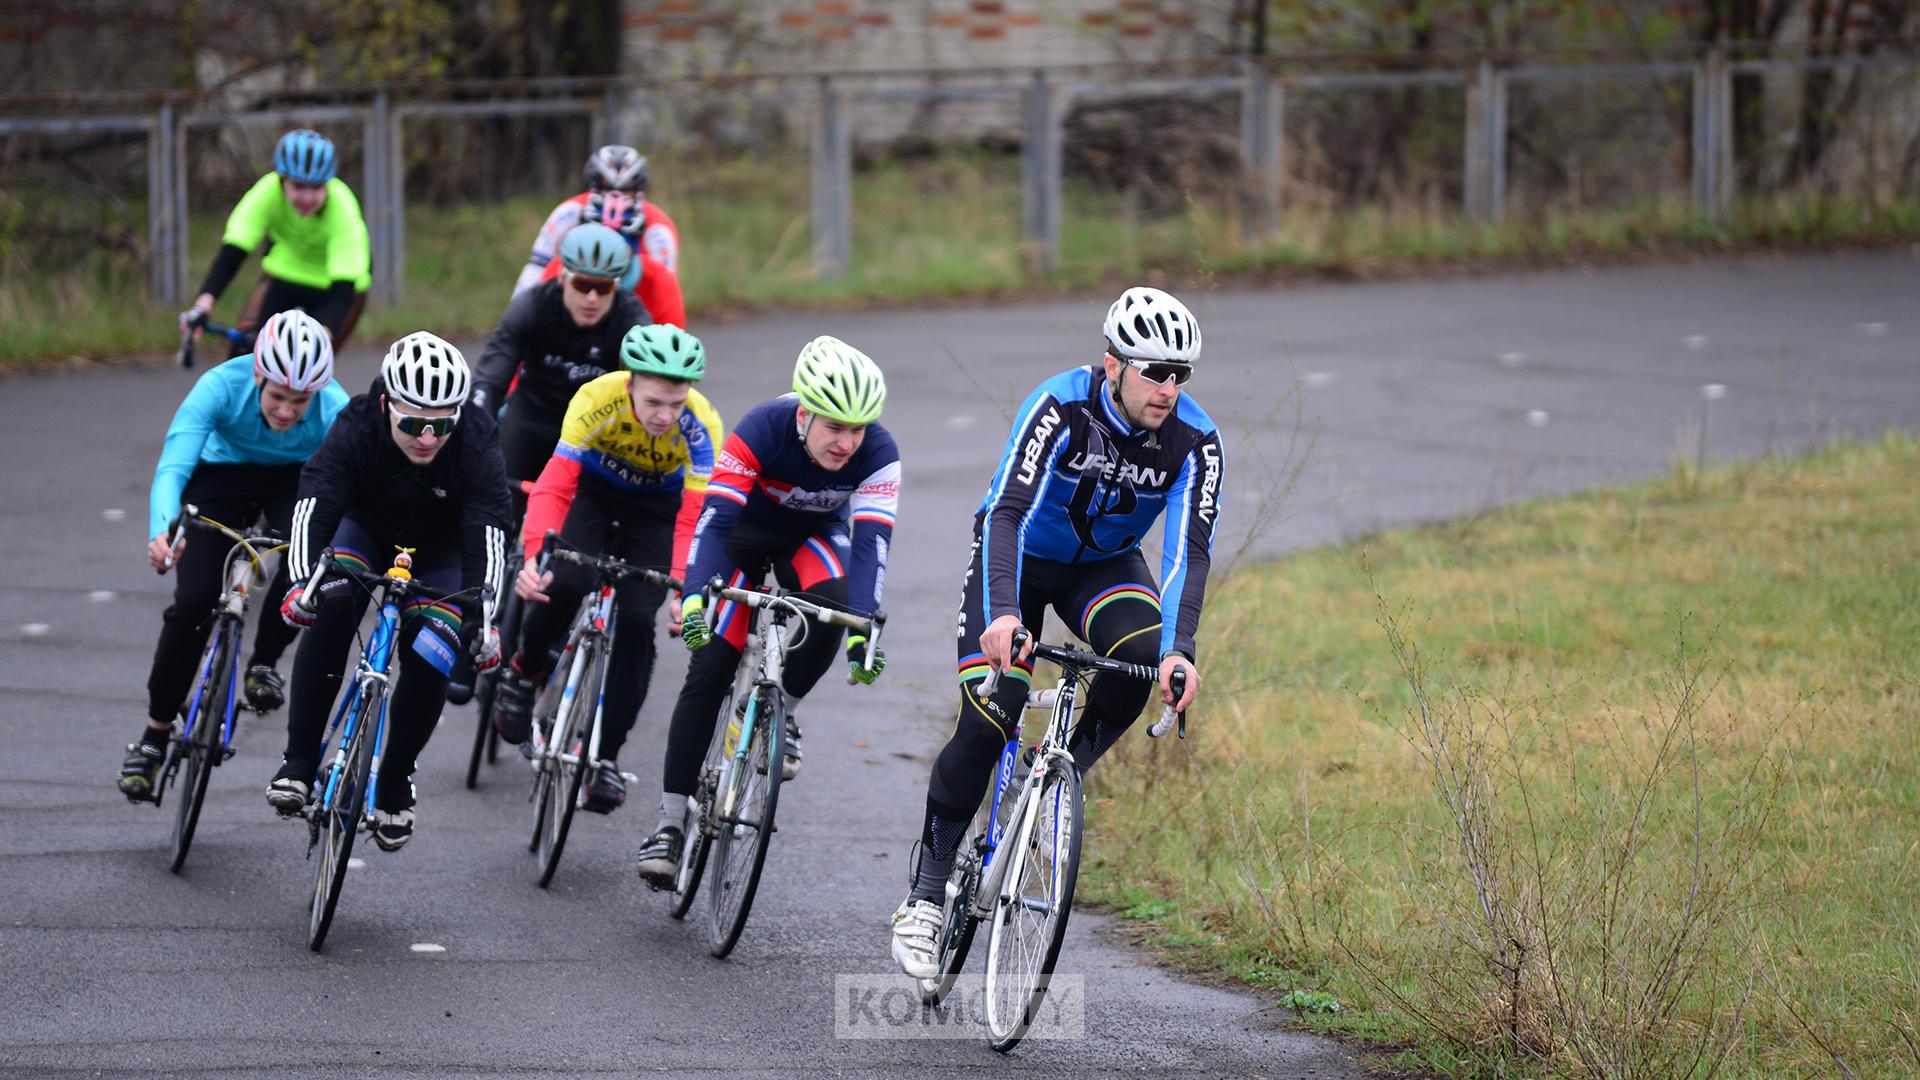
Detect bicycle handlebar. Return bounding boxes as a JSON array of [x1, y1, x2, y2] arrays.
[[292, 548, 479, 619], [176, 311, 254, 370], [701, 574, 887, 678], [540, 530, 682, 591], [975, 628, 1188, 739]]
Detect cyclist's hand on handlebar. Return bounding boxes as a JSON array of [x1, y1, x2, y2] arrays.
[[280, 586, 319, 628], [1159, 654, 1199, 712], [666, 591, 684, 637], [178, 295, 215, 339], [679, 594, 711, 650], [466, 624, 502, 671], [147, 534, 184, 574], [514, 562, 553, 603], [846, 634, 885, 685], [979, 614, 1032, 673]]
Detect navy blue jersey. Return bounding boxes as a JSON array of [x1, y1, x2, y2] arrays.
[[977, 366, 1224, 659], [684, 394, 900, 618]]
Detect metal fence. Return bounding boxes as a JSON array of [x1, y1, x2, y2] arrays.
[[2, 51, 1916, 307]]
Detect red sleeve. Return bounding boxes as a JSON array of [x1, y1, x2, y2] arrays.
[[522, 454, 581, 560], [670, 484, 702, 587], [538, 259, 561, 283], [635, 254, 686, 329]]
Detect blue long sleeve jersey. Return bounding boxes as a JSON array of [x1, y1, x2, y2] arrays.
[[149, 357, 350, 539], [977, 365, 1225, 660], [683, 394, 901, 619]]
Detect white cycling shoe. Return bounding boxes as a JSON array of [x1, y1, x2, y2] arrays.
[[890, 897, 943, 979]]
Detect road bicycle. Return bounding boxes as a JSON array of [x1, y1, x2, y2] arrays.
[[521, 533, 680, 887], [176, 311, 254, 369], [464, 479, 537, 789], [919, 629, 1185, 1052], [142, 505, 286, 874], [667, 577, 884, 958], [291, 547, 484, 952]]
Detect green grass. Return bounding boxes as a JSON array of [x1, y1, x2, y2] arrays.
[[1080, 432, 1920, 1078], [3, 153, 1918, 362]]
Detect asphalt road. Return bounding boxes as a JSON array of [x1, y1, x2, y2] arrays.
[[2, 251, 1915, 1078]]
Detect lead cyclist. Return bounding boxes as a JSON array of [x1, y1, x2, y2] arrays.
[[889, 287, 1225, 977]]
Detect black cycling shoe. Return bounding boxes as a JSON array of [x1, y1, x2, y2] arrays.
[[635, 825, 684, 890], [243, 664, 286, 713], [583, 761, 625, 814], [491, 670, 537, 745], [117, 741, 166, 802]]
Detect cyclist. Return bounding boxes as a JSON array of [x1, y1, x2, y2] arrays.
[[269, 332, 512, 852], [117, 310, 348, 801], [530, 217, 686, 331], [633, 335, 900, 889], [888, 287, 1223, 978], [489, 324, 723, 816], [179, 129, 371, 354], [513, 145, 681, 291]]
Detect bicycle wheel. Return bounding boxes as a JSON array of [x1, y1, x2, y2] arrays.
[[535, 639, 599, 887], [466, 587, 525, 788], [669, 675, 742, 920], [919, 815, 987, 1006], [168, 620, 235, 874], [706, 687, 782, 958], [308, 689, 377, 952], [983, 758, 1084, 1053]]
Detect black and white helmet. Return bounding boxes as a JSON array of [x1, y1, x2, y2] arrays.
[[381, 331, 470, 409], [584, 144, 649, 194], [252, 308, 334, 391], [1103, 286, 1202, 365]]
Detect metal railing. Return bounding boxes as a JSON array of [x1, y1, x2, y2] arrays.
[[2, 49, 1915, 304]]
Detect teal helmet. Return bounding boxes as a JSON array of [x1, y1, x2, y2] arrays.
[[621, 323, 706, 382], [558, 222, 633, 281], [791, 335, 885, 424]]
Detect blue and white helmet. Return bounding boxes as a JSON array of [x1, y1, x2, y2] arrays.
[[274, 129, 337, 185]]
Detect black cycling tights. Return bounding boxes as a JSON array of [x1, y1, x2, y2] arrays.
[[920, 529, 1166, 863]]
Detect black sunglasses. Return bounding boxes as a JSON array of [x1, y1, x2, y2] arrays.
[[390, 407, 459, 437], [1116, 356, 1194, 387]]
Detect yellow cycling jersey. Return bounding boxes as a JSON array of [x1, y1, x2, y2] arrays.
[[553, 372, 723, 496]]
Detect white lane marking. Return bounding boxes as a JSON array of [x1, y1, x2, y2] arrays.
[[410, 943, 446, 954], [20, 624, 49, 637], [945, 415, 976, 431], [1701, 383, 1728, 401], [1684, 335, 1709, 351], [347, 858, 366, 869], [1499, 352, 1524, 367], [88, 590, 116, 603], [102, 508, 127, 522], [1859, 322, 1889, 337], [1525, 410, 1551, 427], [1302, 371, 1333, 389]]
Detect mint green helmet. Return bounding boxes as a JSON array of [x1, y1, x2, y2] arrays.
[[621, 323, 706, 382], [791, 335, 885, 424], [558, 222, 633, 281]]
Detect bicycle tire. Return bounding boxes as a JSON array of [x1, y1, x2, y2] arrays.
[[706, 687, 782, 958], [466, 585, 525, 788], [308, 689, 376, 952], [669, 678, 741, 920], [168, 620, 235, 874], [535, 639, 599, 887], [919, 814, 986, 1006], [984, 758, 1084, 1053]]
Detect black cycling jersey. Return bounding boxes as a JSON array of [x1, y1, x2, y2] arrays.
[[470, 279, 649, 418], [289, 376, 512, 606]]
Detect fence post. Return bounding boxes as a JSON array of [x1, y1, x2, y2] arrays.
[[1692, 52, 1718, 222], [593, 83, 621, 147], [1712, 49, 1733, 219], [1021, 68, 1061, 274], [149, 104, 175, 304], [1464, 62, 1487, 222], [366, 92, 397, 306], [1487, 65, 1508, 224], [810, 76, 851, 279], [1239, 59, 1282, 244], [171, 105, 190, 308]]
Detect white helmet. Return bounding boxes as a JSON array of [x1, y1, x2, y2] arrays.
[[253, 308, 334, 391], [1103, 286, 1202, 365], [382, 331, 471, 409]]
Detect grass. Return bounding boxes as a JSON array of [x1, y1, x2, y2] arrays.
[[3, 151, 1918, 362], [1079, 432, 1920, 1078]]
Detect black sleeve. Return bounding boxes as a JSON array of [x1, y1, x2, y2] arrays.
[[311, 280, 357, 335], [290, 408, 363, 584], [471, 289, 539, 411], [457, 415, 514, 616], [196, 243, 250, 300]]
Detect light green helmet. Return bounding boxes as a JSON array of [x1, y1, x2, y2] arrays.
[[791, 335, 885, 424], [621, 323, 706, 382], [558, 222, 633, 281]]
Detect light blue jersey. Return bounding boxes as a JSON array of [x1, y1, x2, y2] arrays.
[[148, 357, 349, 538]]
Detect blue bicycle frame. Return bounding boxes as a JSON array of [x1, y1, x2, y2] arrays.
[[316, 593, 401, 820], [979, 735, 1022, 871], [180, 627, 243, 756]]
